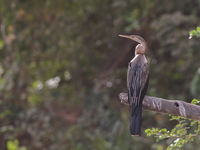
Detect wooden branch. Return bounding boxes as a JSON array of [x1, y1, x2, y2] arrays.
[[119, 93, 200, 121]]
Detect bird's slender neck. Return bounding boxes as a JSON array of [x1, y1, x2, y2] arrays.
[[135, 44, 146, 55], [135, 53, 144, 56], [118, 34, 147, 55], [134, 39, 147, 51]]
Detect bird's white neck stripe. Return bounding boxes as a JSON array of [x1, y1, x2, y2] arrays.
[[130, 54, 139, 62]]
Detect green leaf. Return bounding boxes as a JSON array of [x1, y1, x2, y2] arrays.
[[191, 99, 199, 104], [189, 26, 200, 39], [7, 140, 18, 150]]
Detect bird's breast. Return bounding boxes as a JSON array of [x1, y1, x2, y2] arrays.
[[130, 54, 147, 65]]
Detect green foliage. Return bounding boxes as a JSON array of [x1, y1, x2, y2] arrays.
[[189, 26, 200, 39], [191, 98, 200, 105], [190, 69, 200, 97], [189, 26, 200, 97], [145, 99, 200, 150], [7, 139, 27, 150]]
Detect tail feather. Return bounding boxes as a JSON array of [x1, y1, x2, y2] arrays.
[[130, 103, 142, 135]]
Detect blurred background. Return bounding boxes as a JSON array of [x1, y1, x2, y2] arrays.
[[0, 0, 200, 150]]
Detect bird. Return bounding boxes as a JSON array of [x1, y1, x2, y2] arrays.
[[119, 34, 149, 136]]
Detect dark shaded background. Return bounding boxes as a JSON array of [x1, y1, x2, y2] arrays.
[[0, 0, 200, 149]]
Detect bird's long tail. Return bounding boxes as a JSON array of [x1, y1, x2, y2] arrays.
[[130, 103, 142, 136]]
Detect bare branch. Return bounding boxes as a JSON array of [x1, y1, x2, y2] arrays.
[[119, 93, 200, 121]]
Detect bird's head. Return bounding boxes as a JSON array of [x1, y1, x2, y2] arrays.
[[119, 34, 147, 55]]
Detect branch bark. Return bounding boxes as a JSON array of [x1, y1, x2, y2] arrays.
[[119, 93, 200, 121]]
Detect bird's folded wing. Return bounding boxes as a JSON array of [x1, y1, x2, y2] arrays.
[[127, 64, 149, 106]]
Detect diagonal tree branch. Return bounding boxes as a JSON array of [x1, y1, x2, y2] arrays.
[[119, 93, 200, 121]]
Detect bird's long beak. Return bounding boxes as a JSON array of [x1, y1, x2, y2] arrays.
[[119, 34, 147, 50], [118, 34, 133, 40]]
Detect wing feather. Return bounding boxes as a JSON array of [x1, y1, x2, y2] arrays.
[[127, 62, 149, 106]]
